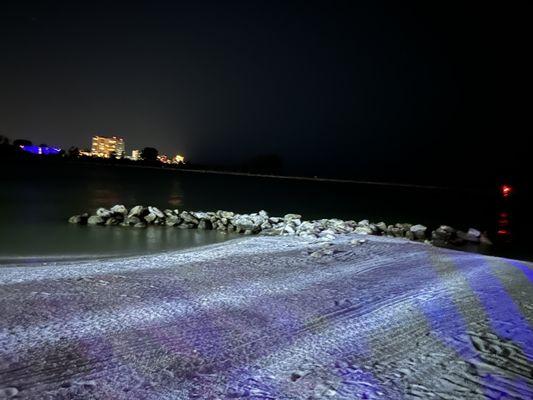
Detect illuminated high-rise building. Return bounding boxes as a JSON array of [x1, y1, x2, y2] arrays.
[[173, 154, 185, 164], [91, 135, 125, 158]]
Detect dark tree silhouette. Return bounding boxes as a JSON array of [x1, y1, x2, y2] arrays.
[[13, 139, 32, 148], [0, 135, 12, 155], [67, 146, 80, 158], [141, 147, 159, 162]]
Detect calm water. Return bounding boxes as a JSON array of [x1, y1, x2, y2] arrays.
[[0, 162, 530, 261]]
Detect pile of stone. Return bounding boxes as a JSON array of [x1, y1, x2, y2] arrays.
[[68, 205, 490, 247]]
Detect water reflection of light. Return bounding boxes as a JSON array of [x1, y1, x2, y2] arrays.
[[501, 184, 513, 198], [168, 195, 183, 206], [496, 186, 513, 242]]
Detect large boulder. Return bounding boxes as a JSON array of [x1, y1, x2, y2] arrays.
[[96, 208, 112, 218], [283, 224, 296, 235], [375, 222, 387, 232], [125, 216, 141, 225], [68, 215, 81, 224], [144, 213, 157, 223], [457, 228, 481, 243], [466, 227, 481, 242], [354, 226, 373, 235], [192, 211, 210, 220], [180, 211, 199, 225], [261, 221, 273, 230], [410, 224, 427, 240], [110, 204, 128, 215], [87, 215, 104, 225], [218, 210, 235, 219], [165, 215, 181, 226], [284, 213, 302, 220], [198, 220, 213, 230], [148, 206, 164, 218], [68, 213, 88, 224], [387, 226, 404, 237], [431, 225, 457, 246], [233, 215, 257, 231], [128, 205, 145, 218]]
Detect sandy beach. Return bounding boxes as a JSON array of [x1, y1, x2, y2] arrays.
[[1, 235, 532, 399]]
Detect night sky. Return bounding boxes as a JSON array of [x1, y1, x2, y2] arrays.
[[0, 1, 527, 180]]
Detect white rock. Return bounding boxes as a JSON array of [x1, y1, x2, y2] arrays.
[[284, 225, 296, 235], [148, 206, 164, 218], [128, 205, 144, 217], [87, 215, 104, 225], [410, 224, 427, 240], [192, 211, 209, 220], [68, 215, 82, 224], [219, 210, 235, 219], [110, 204, 127, 215], [375, 222, 387, 231], [144, 213, 157, 223], [467, 228, 481, 238], [96, 208, 112, 218], [284, 213, 302, 220]]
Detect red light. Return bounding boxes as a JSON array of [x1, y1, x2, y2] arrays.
[[499, 212, 508, 218], [501, 184, 513, 198], [497, 229, 510, 236]]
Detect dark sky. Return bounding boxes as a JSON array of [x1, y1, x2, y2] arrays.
[[0, 1, 528, 179]]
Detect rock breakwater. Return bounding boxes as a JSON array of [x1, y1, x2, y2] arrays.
[[68, 205, 491, 247]]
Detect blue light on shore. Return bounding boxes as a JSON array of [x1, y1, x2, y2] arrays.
[[20, 145, 61, 155]]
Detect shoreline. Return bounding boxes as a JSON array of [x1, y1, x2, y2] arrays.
[[69, 205, 494, 255], [0, 236, 247, 269], [7, 158, 468, 191]]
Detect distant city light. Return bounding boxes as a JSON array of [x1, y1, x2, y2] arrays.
[[158, 153, 185, 164], [173, 154, 185, 164], [20, 145, 61, 155], [157, 154, 169, 163], [131, 149, 140, 161]]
